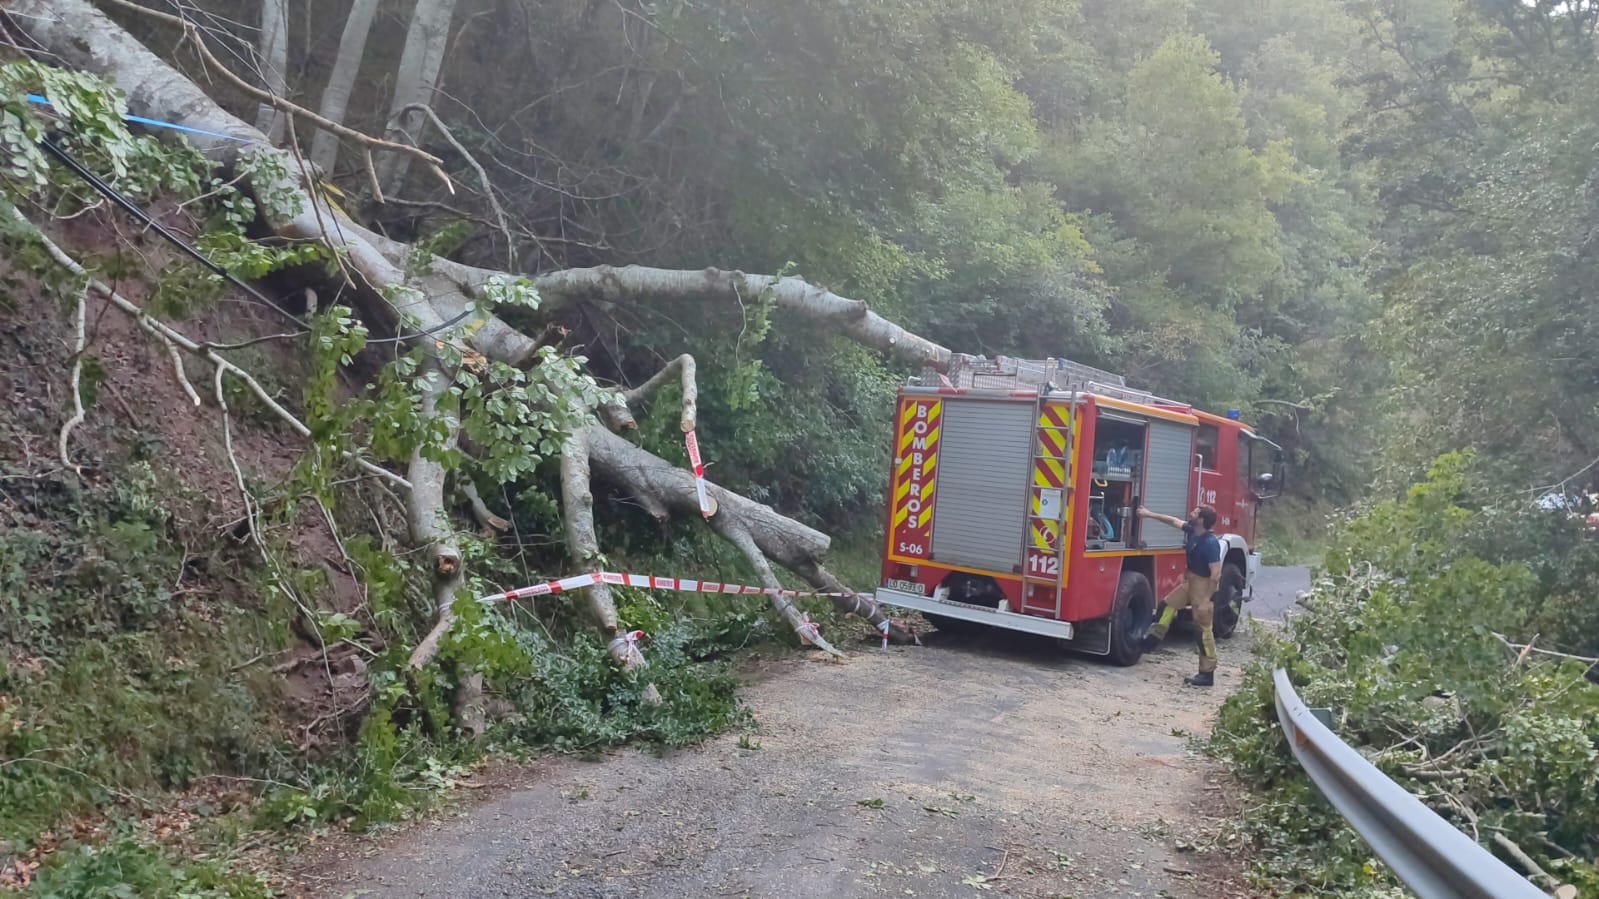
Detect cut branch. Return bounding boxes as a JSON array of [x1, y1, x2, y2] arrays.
[[600, 353, 697, 432], [461, 479, 510, 532], [559, 426, 640, 669], [59, 284, 88, 472], [406, 359, 465, 671], [709, 512, 842, 658], [586, 426, 915, 644], [1492, 833, 1558, 888]]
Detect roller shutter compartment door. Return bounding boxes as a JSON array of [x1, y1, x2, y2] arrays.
[[929, 400, 1034, 572], [1142, 420, 1195, 549]]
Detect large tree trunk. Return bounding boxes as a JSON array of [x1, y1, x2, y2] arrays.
[[8, 0, 930, 673], [310, 0, 384, 174], [253, 0, 290, 143], [531, 265, 952, 371], [375, 0, 459, 197]]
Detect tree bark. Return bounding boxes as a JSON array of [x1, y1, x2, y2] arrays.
[[405, 359, 466, 671], [558, 426, 646, 669], [376, 0, 460, 197], [253, 0, 290, 143], [600, 353, 697, 432], [310, 0, 383, 174], [532, 266, 952, 371]]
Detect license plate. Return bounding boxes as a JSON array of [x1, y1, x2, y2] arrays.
[[883, 578, 925, 595]]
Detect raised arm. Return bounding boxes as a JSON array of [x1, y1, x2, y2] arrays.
[[1136, 506, 1185, 530]]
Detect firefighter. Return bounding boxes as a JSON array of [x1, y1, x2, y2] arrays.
[[1134, 504, 1223, 686]]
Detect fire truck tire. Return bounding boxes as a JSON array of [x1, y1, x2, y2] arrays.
[[1211, 563, 1246, 639], [1108, 571, 1155, 666]]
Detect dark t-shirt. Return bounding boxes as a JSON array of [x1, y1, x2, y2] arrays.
[[1182, 522, 1222, 577]]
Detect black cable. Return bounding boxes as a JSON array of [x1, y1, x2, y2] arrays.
[[37, 136, 479, 344], [40, 135, 309, 328]]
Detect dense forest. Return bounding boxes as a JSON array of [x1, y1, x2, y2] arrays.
[[1, 0, 1597, 895]]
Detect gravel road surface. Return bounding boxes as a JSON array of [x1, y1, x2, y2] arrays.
[[295, 625, 1267, 899]]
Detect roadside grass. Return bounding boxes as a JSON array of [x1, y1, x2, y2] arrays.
[[1254, 496, 1333, 566]]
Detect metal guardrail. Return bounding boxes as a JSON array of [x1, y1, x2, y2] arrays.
[[1272, 668, 1549, 899]]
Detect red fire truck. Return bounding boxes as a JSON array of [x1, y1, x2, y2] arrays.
[[875, 356, 1284, 665]]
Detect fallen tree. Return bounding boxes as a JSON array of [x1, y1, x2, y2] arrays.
[[5, 0, 938, 709]]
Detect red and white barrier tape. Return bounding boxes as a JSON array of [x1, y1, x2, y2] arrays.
[[685, 430, 711, 518], [477, 570, 875, 604], [478, 571, 902, 653]]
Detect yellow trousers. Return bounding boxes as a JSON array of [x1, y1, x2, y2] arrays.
[[1148, 573, 1218, 673]]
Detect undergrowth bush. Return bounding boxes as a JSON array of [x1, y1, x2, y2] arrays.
[[1211, 453, 1599, 894], [24, 831, 271, 899]]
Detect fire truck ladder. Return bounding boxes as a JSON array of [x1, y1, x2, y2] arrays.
[[1021, 392, 1073, 616]]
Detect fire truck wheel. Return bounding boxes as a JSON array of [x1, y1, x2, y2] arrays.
[[1211, 563, 1246, 639], [1108, 571, 1155, 667]]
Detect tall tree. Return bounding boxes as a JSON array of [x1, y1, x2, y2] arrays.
[[311, 0, 384, 174], [253, 0, 289, 142], [376, 0, 459, 196]]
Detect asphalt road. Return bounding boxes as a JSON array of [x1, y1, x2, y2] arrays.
[[1249, 565, 1310, 621]]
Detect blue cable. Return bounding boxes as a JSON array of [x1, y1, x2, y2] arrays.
[[26, 94, 256, 144]]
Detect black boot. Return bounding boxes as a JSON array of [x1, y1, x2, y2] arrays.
[[1140, 633, 1161, 653], [1183, 671, 1214, 687]]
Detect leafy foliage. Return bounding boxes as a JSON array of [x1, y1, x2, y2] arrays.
[[1338, 0, 1599, 490], [26, 832, 271, 899], [1211, 455, 1599, 893]]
